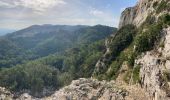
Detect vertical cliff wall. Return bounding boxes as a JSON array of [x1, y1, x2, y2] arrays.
[[118, 7, 136, 28], [119, 0, 160, 28]]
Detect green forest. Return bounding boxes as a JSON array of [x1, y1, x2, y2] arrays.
[[0, 25, 117, 97]]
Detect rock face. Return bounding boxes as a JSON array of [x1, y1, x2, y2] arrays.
[[136, 52, 168, 100], [0, 87, 13, 100], [118, 7, 136, 29], [136, 27, 170, 100], [119, 0, 160, 28], [0, 78, 128, 100], [48, 78, 127, 100]]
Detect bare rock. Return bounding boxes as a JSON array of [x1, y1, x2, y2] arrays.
[[48, 78, 128, 100]]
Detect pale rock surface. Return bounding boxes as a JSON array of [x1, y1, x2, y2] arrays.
[[47, 78, 127, 100], [0, 87, 13, 100], [136, 27, 170, 100], [0, 78, 128, 100], [119, 0, 169, 28]]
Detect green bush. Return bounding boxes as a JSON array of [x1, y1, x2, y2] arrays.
[[132, 65, 141, 83], [135, 23, 162, 53], [156, 0, 169, 14], [93, 24, 136, 79], [163, 71, 170, 82], [153, 1, 158, 8], [161, 14, 170, 26], [124, 70, 132, 83], [127, 52, 136, 68], [135, 14, 170, 54], [109, 24, 136, 61], [144, 15, 156, 25]]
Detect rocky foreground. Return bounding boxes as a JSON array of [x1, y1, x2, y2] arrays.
[[0, 78, 128, 100]]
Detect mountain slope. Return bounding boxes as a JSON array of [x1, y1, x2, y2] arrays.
[[1, 0, 170, 99], [93, 0, 170, 99], [0, 25, 117, 97], [0, 25, 116, 68]]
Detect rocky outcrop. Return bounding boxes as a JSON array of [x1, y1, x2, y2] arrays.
[[0, 78, 128, 100], [0, 87, 13, 100], [136, 27, 170, 100], [47, 78, 127, 100], [136, 52, 168, 100]]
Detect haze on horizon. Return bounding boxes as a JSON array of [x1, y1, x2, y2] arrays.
[[0, 0, 137, 30]]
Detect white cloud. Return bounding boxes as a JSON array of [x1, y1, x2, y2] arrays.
[[0, 0, 66, 13], [0, 0, 119, 29], [89, 8, 119, 27], [0, 1, 15, 8], [89, 8, 113, 20], [89, 8, 104, 16]]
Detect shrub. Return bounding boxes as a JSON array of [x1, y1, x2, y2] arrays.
[[163, 71, 170, 82], [162, 14, 170, 25], [132, 65, 141, 83], [135, 22, 162, 53], [109, 24, 136, 60], [127, 52, 136, 68], [94, 25, 136, 79], [156, 0, 169, 14], [153, 1, 158, 8], [144, 15, 156, 25], [124, 70, 132, 83]]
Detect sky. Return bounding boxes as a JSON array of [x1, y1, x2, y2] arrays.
[[0, 0, 137, 30]]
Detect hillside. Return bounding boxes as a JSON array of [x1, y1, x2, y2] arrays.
[[0, 0, 170, 100], [0, 25, 116, 97], [93, 0, 170, 99], [0, 25, 116, 68], [0, 28, 15, 36]]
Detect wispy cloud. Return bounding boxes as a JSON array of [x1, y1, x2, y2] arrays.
[[0, 1, 15, 8], [0, 0, 66, 13], [90, 8, 104, 16], [0, 0, 136, 29]]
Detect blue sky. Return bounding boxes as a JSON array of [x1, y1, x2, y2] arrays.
[[0, 0, 137, 29]]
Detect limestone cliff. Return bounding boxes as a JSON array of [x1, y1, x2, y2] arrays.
[[119, 0, 170, 28], [118, 7, 136, 28]]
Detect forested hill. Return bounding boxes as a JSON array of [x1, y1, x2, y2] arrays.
[[0, 24, 116, 68], [0, 24, 117, 97]]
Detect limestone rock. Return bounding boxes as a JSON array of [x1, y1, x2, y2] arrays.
[[118, 0, 169, 28], [0, 79, 128, 100], [0, 87, 13, 100], [47, 78, 127, 100], [135, 27, 170, 100]]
